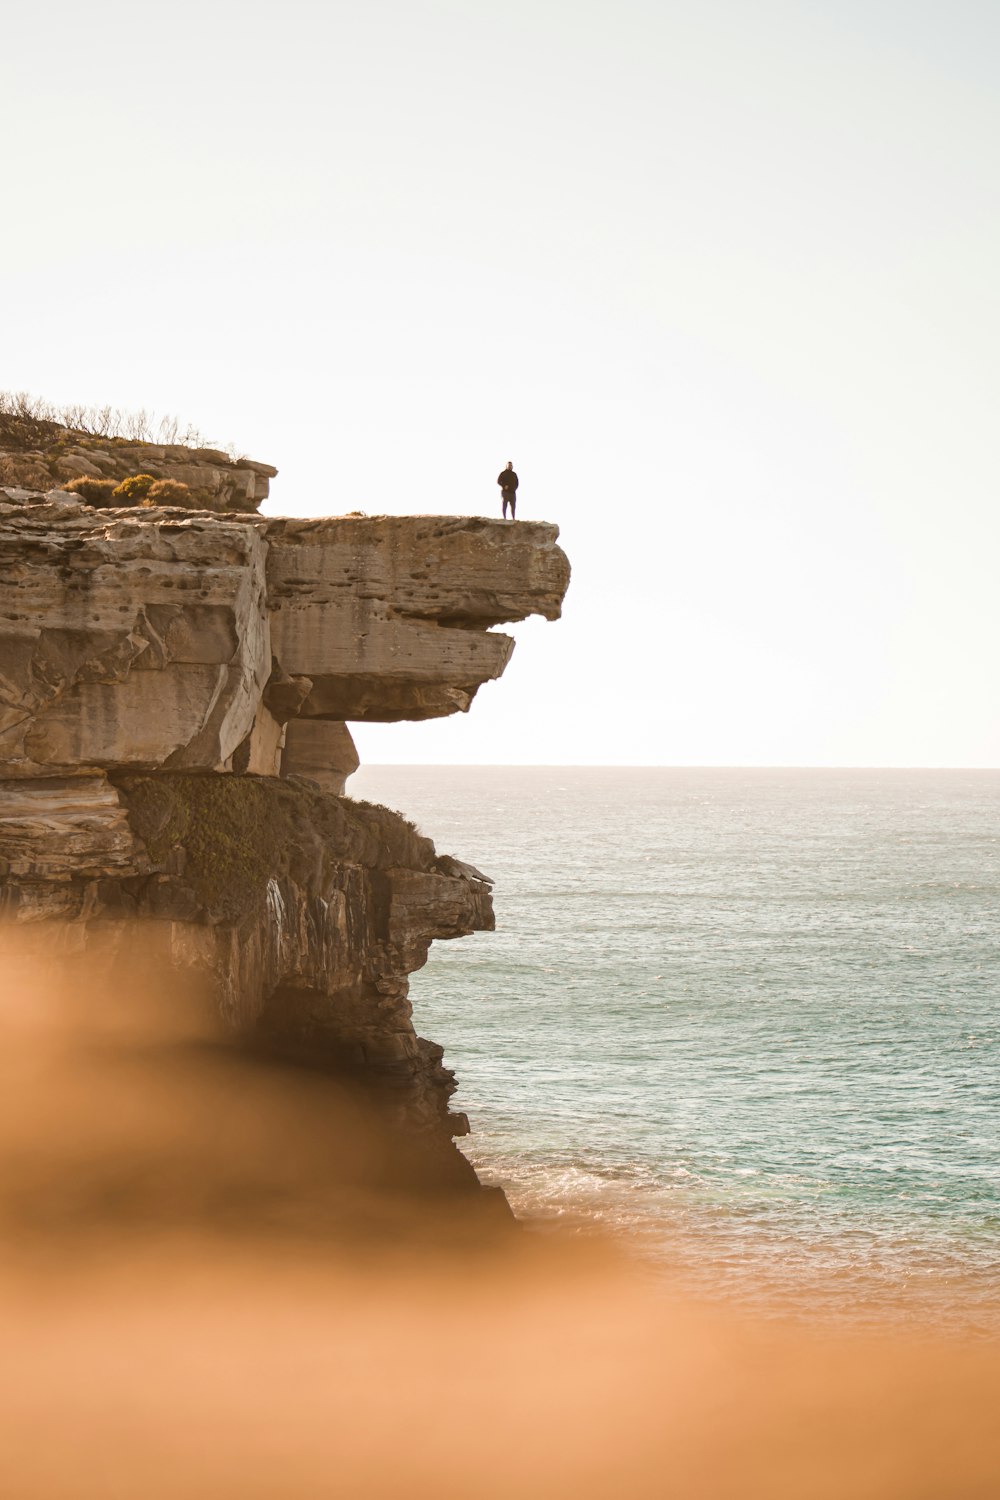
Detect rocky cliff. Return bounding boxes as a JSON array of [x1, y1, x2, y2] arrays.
[[0, 464, 569, 1203], [0, 405, 275, 511]]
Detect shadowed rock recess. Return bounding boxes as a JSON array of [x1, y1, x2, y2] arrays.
[[0, 459, 569, 1206]]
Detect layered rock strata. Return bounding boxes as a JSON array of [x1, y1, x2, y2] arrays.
[[1, 774, 491, 1148], [0, 502, 270, 777], [0, 474, 569, 1196], [0, 495, 569, 776], [265, 514, 569, 720]]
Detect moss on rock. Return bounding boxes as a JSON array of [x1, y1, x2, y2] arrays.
[[115, 774, 432, 924]]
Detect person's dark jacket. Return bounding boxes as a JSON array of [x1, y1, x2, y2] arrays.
[[498, 468, 519, 491]]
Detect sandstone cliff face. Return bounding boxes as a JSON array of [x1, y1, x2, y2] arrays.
[[265, 514, 569, 720], [1, 775, 492, 1148], [0, 502, 270, 778], [0, 495, 569, 776], [0, 467, 570, 1195]]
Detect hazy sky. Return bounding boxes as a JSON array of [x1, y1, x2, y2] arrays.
[[5, 1, 999, 765]]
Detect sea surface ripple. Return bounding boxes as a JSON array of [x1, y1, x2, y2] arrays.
[[352, 767, 1000, 1325]]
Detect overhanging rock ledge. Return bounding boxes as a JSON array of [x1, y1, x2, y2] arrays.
[[0, 481, 570, 1202]]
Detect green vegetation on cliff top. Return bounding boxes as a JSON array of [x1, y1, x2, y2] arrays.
[[115, 774, 431, 924]]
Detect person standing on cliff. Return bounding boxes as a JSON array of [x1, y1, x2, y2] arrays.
[[497, 461, 518, 520]]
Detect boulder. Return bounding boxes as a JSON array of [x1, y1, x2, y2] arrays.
[[280, 719, 360, 795]]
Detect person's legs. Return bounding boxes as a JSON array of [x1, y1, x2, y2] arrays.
[[502, 495, 511, 519], [510, 495, 516, 519]]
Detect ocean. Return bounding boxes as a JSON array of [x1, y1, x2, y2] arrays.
[[350, 766, 1000, 1326]]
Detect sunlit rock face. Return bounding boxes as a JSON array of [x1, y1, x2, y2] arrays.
[[0, 498, 570, 776], [0, 418, 275, 512], [0, 501, 270, 777], [281, 719, 360, 795], [263, 515, 570, 721], [0, 481, 569, 1191]]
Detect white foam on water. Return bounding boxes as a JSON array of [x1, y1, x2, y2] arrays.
[[353, 766, 1000, 1327]]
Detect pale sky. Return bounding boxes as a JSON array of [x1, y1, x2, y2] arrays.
[[4, 1, 1000, 766]]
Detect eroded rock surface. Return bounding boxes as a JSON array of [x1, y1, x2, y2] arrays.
[[0, 497, 569, 777], [0, 775, 148, 883], [264, 514, 569, 720], [0, 417, 275, 512], [0, 501, 270, 777], [1, 775, 490, 1149], [281, 719, 360, 795], [0, 476, 570, 1199]]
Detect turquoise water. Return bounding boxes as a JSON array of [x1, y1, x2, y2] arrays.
[[351, 767, 1000, 1323]]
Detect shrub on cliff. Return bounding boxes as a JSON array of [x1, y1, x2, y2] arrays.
[[112, 473, 157, 503], [142, 478, 193, 507], [61, 476, 120, 506]]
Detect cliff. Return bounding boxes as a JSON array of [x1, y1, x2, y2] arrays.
[[0, 464, 569, 1206], [0, 501, 568, 777]]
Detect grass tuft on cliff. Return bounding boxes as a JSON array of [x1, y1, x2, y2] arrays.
[[61, 474, 195, 510], [61, 476, 121, 507], [143, 478, 194, 507], [112, 473, 157, 503]]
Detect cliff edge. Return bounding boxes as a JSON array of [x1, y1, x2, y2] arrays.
[[0, 458, 569, 1207]]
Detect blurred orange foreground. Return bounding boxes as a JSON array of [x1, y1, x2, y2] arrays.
[[1, 1244, 1000, 1500], [0, 942, 997, 1498]]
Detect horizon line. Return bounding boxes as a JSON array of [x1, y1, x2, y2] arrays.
[[353, 763, 1000, 773]]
